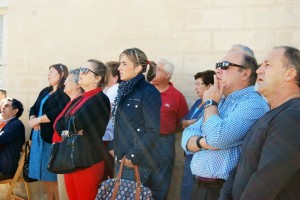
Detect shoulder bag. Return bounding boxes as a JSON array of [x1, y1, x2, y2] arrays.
[[47, 117, 94, 174]]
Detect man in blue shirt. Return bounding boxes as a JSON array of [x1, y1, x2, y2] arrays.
[[181, 48, 269, 200]]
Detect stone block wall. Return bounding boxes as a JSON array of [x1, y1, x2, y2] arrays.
[[1, 0, 300, 199]]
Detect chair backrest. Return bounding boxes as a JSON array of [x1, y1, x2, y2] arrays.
[[0, 144, 31, 200]]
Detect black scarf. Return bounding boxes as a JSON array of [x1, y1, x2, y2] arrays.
[[112, 74, 144, 124]]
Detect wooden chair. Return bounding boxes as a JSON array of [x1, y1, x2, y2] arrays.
[[0, 147, 31, 200]]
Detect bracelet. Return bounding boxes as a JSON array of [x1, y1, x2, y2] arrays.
[[37, 117, 41, 123], [29, 116, 36, 119], [196, 136, 203, 149]]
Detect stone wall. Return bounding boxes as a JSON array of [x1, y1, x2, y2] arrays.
[[1, 0, 300, 199]]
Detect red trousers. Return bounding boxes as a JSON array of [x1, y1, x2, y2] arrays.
[[64, 161, 104, 200]]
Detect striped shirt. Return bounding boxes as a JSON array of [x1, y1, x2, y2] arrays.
[[181, 86, 269, 180]]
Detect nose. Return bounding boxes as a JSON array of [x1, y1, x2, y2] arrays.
[[256, 63, 264, 74], [215, 67, 222, 74]]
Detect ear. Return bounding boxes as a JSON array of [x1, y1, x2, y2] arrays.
[[241, 68, 252, 81], [112, 75, 118, 83], [13, 108, 19, 116], [285, 67, 297, 81], [206, 83, 212, 89], [134, 65, 143, 74], [95, 76, 102, 84]]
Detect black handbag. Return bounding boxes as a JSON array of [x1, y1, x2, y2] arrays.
[[47, 117, 94, 174], [23, 141, 37, 182], [95, 157, 154, 200]]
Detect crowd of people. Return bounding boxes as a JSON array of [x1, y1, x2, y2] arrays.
[[0, 45, 300, 200]]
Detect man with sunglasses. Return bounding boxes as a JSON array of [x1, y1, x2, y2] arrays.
[[181, 48, 269, 200], [220, 46, 300, 200]]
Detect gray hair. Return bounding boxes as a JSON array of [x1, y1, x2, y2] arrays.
[[69, 68, 81, 84], [230, 44, 255, 57], [156, 59, 174, 80]]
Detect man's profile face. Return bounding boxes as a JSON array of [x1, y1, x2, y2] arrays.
[[151, 63, 168, 86], [0, 92, 6, 100], [215, 51, 245, 95], [256, 48, 287, 99], [1, 100, 17, 120]]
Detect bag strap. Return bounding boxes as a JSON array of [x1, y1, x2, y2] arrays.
[[24, 141, 30, 162], [67, 117, 77, 136], [111, 157, 141, 200]]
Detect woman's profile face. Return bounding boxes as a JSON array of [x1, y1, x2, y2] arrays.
[[195, 77, 211, 98], [64, 74, 78, 97], [48, 67, 61, 87], [78, 62, 100, 91], [118, 55, 140, 81]]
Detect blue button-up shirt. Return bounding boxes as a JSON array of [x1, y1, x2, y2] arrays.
[[181, 86, 269, 180]]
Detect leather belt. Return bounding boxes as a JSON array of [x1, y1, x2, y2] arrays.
[[193, 175, 225, 188]]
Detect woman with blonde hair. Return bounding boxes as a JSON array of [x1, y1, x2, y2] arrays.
[[110, 48, 161, 186]]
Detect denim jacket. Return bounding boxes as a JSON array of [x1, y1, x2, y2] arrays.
[[113, 76, 161, 169]]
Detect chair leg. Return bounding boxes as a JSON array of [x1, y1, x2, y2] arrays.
[[10, 194, 25, 200], [24, 182, 31, 200]]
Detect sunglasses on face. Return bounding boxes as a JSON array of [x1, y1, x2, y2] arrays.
[[215, 61, 245, 70], [79, 67, 99, 76]]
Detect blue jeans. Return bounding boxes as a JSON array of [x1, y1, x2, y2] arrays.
[[149, 134, 175, 200], [180, 154, 194, 200], [114, 162, 152, 186]]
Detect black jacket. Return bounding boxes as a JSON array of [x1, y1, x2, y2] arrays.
[[0, 118, 25, 178], [220, 99, 300, 200], [112, 75, 161, 168], [29, 86, 70, 143], [55, 91, 110, 164]]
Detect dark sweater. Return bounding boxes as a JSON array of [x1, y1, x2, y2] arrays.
[[29, 86, 70, 143]]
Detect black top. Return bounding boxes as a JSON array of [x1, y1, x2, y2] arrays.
[[55, 91, 110, 164], [29, 86, 70, 143], [220, 98, 300, 200], [0, 118, 25, 178]]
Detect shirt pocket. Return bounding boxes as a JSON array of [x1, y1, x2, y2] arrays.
[[123, 98, 142, 121]]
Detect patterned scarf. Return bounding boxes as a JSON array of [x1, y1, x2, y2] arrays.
[[112, 74, 144, 124]]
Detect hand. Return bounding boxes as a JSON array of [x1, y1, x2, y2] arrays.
[[203, 75, 225, 103], [76, 130, 84, 135], [108, 150, 114, 157], [33, 124, 40, 131], [182, 119, 197, 129], [122, 158, 134, 168], [29, 118, 39, 128]]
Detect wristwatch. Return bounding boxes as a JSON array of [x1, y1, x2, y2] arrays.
[[204, 100, 218, 109], [196, 136, 203, 149]]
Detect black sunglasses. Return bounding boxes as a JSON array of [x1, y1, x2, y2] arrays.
[[79, 67, 100, 76], [216, 61, 245, 70]]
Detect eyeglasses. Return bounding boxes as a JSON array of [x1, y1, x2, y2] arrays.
[[79, 67, 99, 76], [216, 61, 245, 70]]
